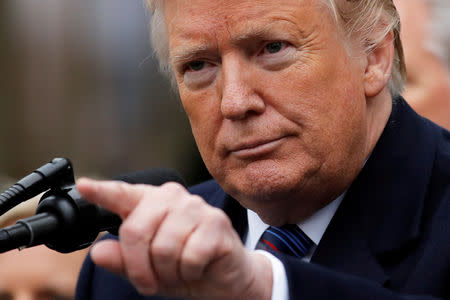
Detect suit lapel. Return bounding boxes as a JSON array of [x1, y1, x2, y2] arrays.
[[311, 184, 389, 285], [222, 194, 248, 242], [312, 97, 437, 286]]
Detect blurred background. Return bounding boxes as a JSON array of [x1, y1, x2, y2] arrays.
[[0, 0, 210, 186]]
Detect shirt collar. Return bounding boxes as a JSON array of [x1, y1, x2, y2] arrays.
[[245, 192, 345, 250]]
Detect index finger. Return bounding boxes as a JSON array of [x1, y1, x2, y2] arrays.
[[76, 178, 148, 218]]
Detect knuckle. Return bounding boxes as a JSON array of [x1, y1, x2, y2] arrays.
[[191, 238, 216, 262], [119, 222, 145, 243], [180, 252, 204, 278], [111, 181, 149, 217], [205, 207, 231, 227], [183, 195, 205, 210], [128, 272, 153, 293], [161, 182, 186, 194], [113, 182, 136, 215], [182, 250, 202, 266], [115, 181, 131, 198], [151, 241, 177, 262]]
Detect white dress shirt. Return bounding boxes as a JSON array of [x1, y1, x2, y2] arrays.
[[244, 194, 344, 300]]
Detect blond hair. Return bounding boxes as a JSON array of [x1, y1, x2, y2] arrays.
[[146, 0, 406, 95]]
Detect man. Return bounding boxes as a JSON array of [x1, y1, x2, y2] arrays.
[[75, 0, 450, 299], [395, 0, 450, 129]]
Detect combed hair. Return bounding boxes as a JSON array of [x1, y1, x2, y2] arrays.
[[146, 0, 406, 95]]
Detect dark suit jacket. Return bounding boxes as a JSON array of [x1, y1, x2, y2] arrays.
[[75, 98, 450, 300]]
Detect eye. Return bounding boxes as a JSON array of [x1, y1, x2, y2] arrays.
[[186, 60, 206, 72], [264, 41, 286, 54], [181, 59, 217, 89], [256, 41, 295, 71]]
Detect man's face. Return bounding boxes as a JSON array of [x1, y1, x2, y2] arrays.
[[164, 0, 373, 224]]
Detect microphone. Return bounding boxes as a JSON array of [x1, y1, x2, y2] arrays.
[[0, 167, 186, 253], [0, 158, 74, 216]]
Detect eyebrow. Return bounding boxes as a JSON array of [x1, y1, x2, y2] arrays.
[[171, 44, 216, 67], [170, 20, 300, 66], [231, 17, 305, 43], [170, 28, 273, 66], [231, 24, 276, 44]]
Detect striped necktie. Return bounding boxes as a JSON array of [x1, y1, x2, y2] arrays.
[[256, 224, 313, 258]]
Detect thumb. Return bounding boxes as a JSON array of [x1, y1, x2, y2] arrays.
[[90, 239, 125, 276]]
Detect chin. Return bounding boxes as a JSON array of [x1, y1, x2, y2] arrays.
[[217, 160, 327, 223], [225, 165, 305, 206], [232, 182, 312, 226]]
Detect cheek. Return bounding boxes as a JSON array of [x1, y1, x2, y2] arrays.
[[262, 65, 361, 131], [179, 87, 215, 129], [179, 89, 222, 164], [257, 52, 366, 157], [283, 48, 364, 117]]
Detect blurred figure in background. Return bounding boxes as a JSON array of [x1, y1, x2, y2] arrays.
[[0, 198, 87, 300], [395, 0, 450, 129], [0, 246, 86, 300]]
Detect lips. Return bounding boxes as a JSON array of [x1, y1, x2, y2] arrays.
[[228, 136, 287, 158]]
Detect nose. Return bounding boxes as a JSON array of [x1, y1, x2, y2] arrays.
[[220, 55, 265, 120]]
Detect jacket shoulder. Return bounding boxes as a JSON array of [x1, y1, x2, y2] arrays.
[[188, 179, 227, 207]]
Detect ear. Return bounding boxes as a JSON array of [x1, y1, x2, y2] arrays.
[[364, 31, 395, 97]]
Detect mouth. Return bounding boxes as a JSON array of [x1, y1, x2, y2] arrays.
[[229, 136, 288, 158]]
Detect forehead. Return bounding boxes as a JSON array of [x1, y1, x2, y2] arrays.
[[164, 0, 319, 20], [163, 0, 331, 50]]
